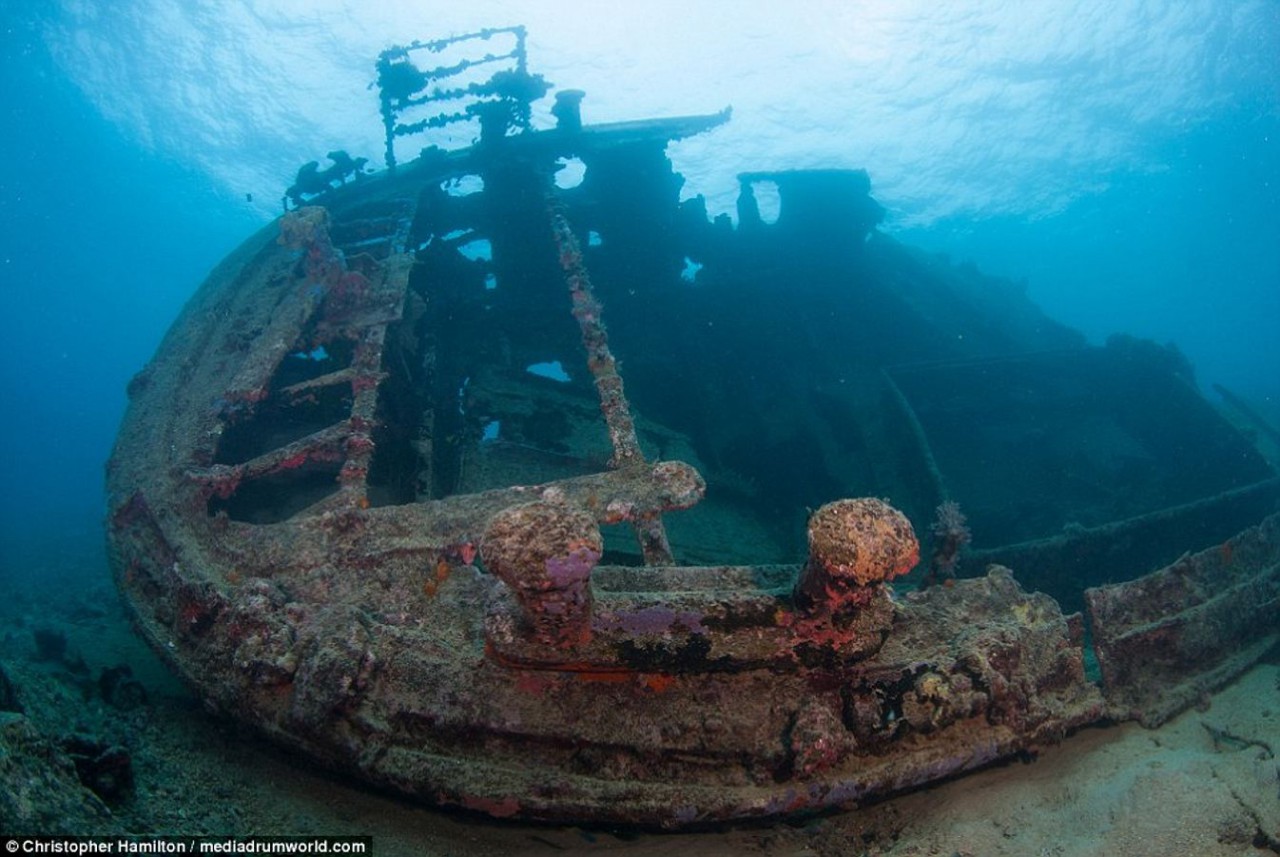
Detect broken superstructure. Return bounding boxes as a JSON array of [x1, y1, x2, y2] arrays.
[[107, 28, 1280, 826]]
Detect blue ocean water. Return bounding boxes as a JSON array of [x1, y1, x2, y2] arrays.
[[1, 1, 1279, 842], [0, 14, 251, 582], [4, 0, 1278, 585]]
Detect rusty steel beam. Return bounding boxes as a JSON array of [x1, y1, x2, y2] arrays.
[[1086, 512, 1280, 726], [546, 190, 675, 564]]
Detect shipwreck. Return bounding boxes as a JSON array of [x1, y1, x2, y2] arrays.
[[106, 27, 1280, 826]]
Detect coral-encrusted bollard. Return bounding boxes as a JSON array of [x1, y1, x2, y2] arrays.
[[795, 498, 920, 614], [481, 501, 603, 647]]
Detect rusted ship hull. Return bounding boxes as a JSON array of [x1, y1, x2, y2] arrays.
[[107, 31, 1279, 823], [106, 162, 1103, 822]]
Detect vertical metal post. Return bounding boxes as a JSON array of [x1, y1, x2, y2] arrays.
[[545, 193, 674, 565]]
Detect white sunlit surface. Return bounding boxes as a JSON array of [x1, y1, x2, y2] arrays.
[[43, 0, 1279, 226], [38, 0, 1280, 397]]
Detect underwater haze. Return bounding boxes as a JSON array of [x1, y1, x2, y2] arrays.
[[2, 0, 1278, 576], [5, 0, 1280, 846]]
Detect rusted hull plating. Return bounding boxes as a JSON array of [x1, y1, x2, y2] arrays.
[[1086, 512, 1280, 727], [109, 493, 1102, 824]]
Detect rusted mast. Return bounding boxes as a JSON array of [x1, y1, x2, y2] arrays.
[[545, 192, 675, 564]]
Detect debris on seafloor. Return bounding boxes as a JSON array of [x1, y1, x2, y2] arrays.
[[1201, 721, 1275, 758]]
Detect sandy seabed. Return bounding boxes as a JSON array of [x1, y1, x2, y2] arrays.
[[2, 565, 1276, 856]]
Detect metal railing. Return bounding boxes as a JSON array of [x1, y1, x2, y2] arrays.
[[376, 26, 548, 169]]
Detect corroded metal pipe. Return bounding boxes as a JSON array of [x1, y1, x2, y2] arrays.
[[545, 192, 674, 564]]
